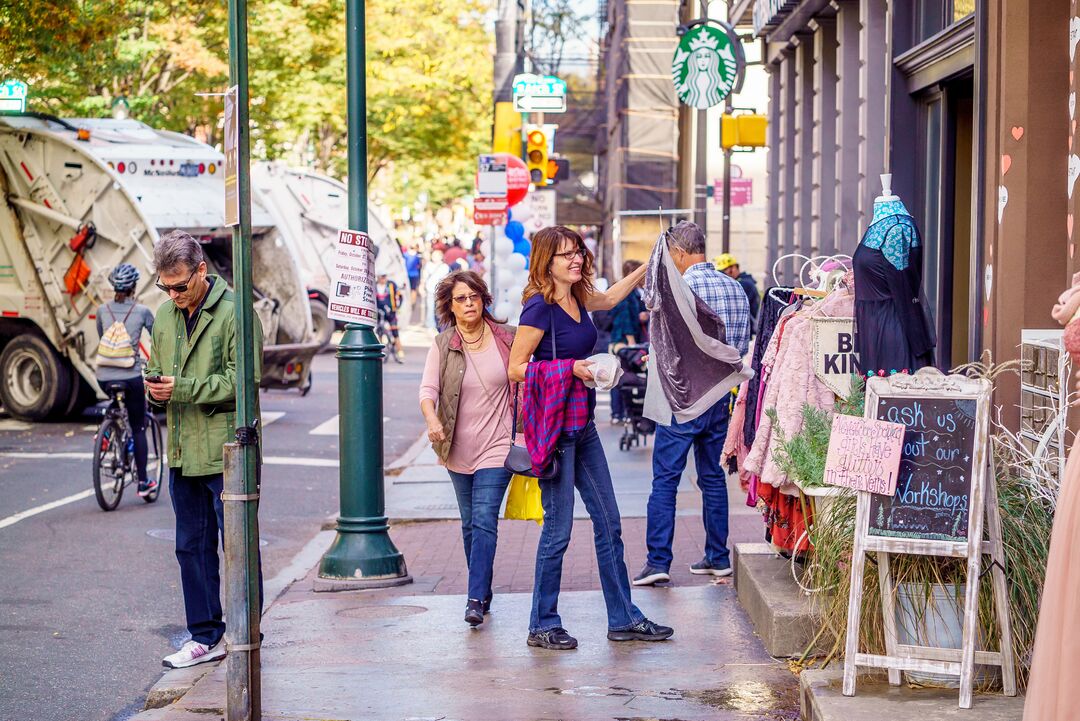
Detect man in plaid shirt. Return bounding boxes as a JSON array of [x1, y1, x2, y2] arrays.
[[634, 221, 750, 586]]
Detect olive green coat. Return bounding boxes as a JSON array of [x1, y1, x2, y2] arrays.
[[145, 276, 262, 476]]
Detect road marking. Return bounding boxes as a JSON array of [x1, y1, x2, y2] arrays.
[[262, 411, 285, 426], [263, 456, 338, 468], [0, 489, 94, 530], [0, 451, 93, 460], [309, 415, 339, 436], [0, 419, 34, 432]]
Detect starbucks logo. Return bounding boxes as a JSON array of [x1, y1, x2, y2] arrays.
[[671, 25, 739, 109]]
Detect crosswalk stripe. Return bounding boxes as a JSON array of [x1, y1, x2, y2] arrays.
[[262, 411, 285, 426], [310, 415, 339, 436]]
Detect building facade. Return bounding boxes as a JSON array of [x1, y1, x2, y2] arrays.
[[736, 0, 1074, 418]]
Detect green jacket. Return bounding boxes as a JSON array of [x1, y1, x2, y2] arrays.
[[146, 276, 262, 476]]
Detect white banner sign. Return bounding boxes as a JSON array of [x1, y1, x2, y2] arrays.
[[811, 316, 860, 398], [477, 154, 508, 196], [327, 229, 377, 326], [523, 189, 557, 234]]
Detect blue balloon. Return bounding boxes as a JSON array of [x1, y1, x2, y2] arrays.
[[506, 208, 513, 221], [505, 220, 525, 242], [513, 239, 531, 255]]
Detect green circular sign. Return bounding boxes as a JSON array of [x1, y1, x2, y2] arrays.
[[671, 25, 739, 109]]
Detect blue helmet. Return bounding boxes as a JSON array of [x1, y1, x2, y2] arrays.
[[109, 263, 140, 292]]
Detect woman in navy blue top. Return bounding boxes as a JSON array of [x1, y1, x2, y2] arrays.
[[508, 225, 672, 650]]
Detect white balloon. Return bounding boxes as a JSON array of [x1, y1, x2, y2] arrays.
[[495, 300, 513, 320], [506, 253, 527, 272], [494, 236, 514, 260], [512, 203, 534, 222]]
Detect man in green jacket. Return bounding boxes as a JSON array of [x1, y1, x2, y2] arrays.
[[144, 229, 263, 669]]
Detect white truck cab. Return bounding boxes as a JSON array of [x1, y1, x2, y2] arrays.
[[0, 113, 319, 420]]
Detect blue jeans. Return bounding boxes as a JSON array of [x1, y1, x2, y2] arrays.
[[530, 422, 644, 633], [170, 469, 263, 646], [448, 467, 512, 602], [610, 386, 625, 419], [646, 396, 731, 571]]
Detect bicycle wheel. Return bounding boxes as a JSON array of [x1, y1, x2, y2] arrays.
[[93, 418, 127, 511], [142, 414, 165, 503]]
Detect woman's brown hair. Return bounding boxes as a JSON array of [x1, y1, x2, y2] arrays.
[[522, 225, 595, 305], [434, 270, 501, 328]]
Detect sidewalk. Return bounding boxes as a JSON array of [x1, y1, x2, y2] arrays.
[[135, 421, 799, 720]]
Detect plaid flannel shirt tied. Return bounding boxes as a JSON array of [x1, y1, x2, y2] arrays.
[[523, 359, 589, 477]]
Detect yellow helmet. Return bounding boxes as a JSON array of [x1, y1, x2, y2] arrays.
[[713, 253, 738, 272]]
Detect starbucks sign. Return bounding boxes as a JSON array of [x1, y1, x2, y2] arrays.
[[671, 24, 739, 109]]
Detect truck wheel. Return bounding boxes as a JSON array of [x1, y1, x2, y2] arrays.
[[0, 335, 73, 421], [309, 297, 334, 349]]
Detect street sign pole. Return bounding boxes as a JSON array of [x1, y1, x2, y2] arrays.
[[721, 99, 734, 254], [224, 0, 261, 718], [317, 0, 411, 590]]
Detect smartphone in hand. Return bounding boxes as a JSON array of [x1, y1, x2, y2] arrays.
[[144, 374, 162, 384]]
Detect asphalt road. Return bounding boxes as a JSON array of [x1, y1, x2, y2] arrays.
[[0, 346, 428, 721]]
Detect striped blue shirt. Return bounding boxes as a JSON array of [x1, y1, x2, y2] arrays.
[[683, 262, 750, 356]]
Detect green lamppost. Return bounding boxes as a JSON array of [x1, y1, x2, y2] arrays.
[[316, 0, 411, 589]]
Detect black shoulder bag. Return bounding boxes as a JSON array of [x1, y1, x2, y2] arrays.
[[504, 306, 560, 479]]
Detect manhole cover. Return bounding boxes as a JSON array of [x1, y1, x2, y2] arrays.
[[337, 605, 428, 620], [146, 528, 268, 546]]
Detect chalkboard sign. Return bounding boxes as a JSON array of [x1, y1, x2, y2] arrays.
[[867, 396, 978, 542], [842, 368, 1016, 710]]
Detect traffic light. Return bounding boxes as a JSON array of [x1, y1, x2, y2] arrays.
[[525, 126, 548, 184], [546, 157, 570, 184]]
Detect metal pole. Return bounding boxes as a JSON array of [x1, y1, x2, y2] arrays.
[[494, 0, 519, 103], [225, 0, 261, 717], [721, 101, 734, 253], [317, 0, 411, 590], [696, 108, 708, 233]]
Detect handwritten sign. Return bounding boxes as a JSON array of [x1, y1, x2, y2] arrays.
[[823, 415, 904, 495], [867, 396, 978, 542]]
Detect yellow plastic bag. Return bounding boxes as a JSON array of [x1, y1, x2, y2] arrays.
[[504, 474, 544, 525]]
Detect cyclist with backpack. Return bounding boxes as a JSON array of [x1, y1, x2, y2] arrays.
[[95, 263, 156, 497]]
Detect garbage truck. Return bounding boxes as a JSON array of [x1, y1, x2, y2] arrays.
[[251, 161, 409, 347], [0, 113, 320, 420]]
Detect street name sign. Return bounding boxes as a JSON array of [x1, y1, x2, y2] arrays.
[[327, 229, 377, 326], [512, 73, 568, 114], [0, 79, 28, 112]]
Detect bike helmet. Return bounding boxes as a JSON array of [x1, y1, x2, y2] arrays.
[[109, 263, 140, 292]]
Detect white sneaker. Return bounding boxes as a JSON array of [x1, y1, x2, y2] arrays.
[[162, 640, 226, 669]]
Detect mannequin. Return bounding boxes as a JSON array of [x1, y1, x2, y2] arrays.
[[852, 174, 936, 377]]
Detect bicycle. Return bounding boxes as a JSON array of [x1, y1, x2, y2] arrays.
[[375, 308, 403, 364], [92, 383, 165, 511]]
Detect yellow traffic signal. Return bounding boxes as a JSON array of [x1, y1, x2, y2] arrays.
[[525, 126, 548, 184], [721, 113, 768, 149]]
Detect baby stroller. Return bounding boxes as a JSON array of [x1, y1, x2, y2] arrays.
[[615, 345, 656, 451]]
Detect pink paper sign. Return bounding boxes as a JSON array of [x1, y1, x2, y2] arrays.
[[823, 415, 906, 495]]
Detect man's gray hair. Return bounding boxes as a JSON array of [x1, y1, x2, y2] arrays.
[[154, 230, 205, 274], [665, 220, 706, 255]]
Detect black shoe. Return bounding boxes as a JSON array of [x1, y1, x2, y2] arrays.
[[527, 627, 578, 650], [482, 593, 493, 615], [631, 564, 671, 586], [689, 558, 732, 577], [607, 618, 674, 642], [465, 599, 484, 627]]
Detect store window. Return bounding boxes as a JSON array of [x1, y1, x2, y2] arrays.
[[914, 0, 976, 44]]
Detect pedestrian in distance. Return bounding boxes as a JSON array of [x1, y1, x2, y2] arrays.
[[608, 259, 648, 424], [714, 253, 760, 337], [419, 270, 517, 627], [376, 271, 405, 363], [94, 263, 156, 496], [634, 222, 750, 587], [144, 230, 264, 669], [404, 243, 423, 308], [508, 225, 673, 650]]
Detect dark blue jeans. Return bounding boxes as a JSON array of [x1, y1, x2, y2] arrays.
[[170, 469, 263, 646], [646, 396, 731, 572], [448, 467, 512, 602], [530, 422, 644, 633]]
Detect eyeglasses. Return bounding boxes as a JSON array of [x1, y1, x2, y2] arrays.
[[155, 267, 198, 293], [452, 293, 482, 305], [554, 247, 586, 262]]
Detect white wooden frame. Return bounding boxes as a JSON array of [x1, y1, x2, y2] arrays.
[[842, 368, 1016, 708]]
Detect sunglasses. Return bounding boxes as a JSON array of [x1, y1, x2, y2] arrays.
[[156, 267, 198, 293], [452, 293, 482, 305]]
